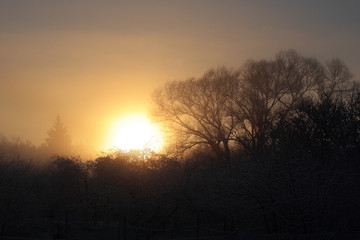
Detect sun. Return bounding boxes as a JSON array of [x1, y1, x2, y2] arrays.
[[105, 114, 163, 152]]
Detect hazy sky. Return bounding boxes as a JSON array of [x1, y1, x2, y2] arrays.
[[1, 0, 359, 149]]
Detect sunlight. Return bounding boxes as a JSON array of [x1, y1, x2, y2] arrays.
[[105, 114, 163, 152]]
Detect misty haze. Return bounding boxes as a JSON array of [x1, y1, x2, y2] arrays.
[[1, 1, 360, 239]]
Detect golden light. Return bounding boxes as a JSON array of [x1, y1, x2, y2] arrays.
[[105, 114, 164, 152]]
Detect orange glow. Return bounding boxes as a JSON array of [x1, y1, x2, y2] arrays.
[[104, 113, 163, 152]]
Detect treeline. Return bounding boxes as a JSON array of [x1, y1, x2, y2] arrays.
[[0, 50, 360, 239], [0, 115, 93, 164]]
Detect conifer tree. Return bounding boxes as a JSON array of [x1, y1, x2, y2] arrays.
[[45, 116, 72, 156]]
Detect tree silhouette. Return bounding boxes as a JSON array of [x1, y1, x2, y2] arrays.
[[152, 67, 239, 160], [152, 50, 354, 157], [45, 116, 72, 156], [231, 51, 325, 152]]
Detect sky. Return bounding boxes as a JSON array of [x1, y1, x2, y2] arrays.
[[1, 0, 359, 150]]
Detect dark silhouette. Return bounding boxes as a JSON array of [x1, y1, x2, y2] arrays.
[[0, 51, 359, 239], [152, 50, 354, 159], [152, 67, 240, 160]]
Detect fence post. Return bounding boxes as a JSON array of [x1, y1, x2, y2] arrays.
[[65, 211, 68, 239], [197, 213, 200, 239], [118, 218, 121, 240], [123, 214, 127, 240], [56, 221, 60, 239]]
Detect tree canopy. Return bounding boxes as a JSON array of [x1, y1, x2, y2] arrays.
[[152, 50, 355, 158]]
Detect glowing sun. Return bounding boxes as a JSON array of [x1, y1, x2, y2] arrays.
[[106, 114, 163, 152]]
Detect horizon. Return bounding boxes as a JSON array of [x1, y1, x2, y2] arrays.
[[1, 0, 359, 150]]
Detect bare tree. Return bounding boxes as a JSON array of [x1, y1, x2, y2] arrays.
[[231, 50, 325, 151], [152, 50, 354, 158], [318, 58, 353, 99], [152, 67, 240, 160]]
